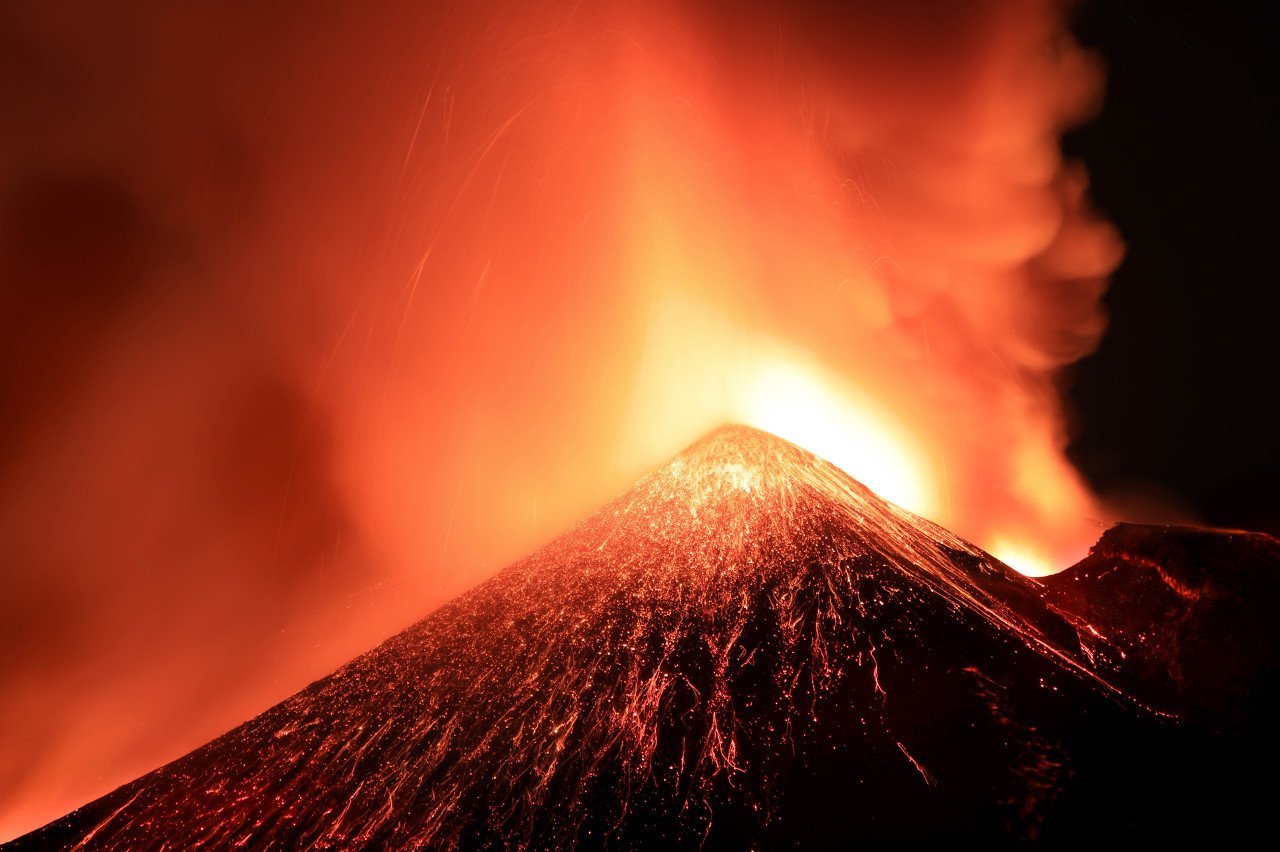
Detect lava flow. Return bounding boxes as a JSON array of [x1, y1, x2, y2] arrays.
[[11, 427, 1215, 848]]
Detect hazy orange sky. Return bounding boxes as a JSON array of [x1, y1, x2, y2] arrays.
[[0, 0, 1134, 839]]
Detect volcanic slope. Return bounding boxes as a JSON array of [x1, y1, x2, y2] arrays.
[[16, 426, 1139, 849]]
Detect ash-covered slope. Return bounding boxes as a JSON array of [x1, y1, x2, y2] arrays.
[[16, 427, 1147, 848]]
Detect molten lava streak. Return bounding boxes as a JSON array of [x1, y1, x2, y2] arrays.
[[14, 427, 1136, 848]]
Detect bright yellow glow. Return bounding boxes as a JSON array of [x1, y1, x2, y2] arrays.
[[620, 296, 940, 523], [619, 298, 1071, 579], [988, 538, 1057, 577], [738, 358, 937, 519]]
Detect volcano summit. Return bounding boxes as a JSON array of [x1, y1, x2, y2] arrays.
[[11, 427, 1276, 848]]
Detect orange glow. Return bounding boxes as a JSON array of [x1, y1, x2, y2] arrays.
[[740, 359, 936, 518], [1, 0, 1121, 841], [618, 294, 1092, 576], [619, 298, 938, 523], [988, 538, 1059, 577]]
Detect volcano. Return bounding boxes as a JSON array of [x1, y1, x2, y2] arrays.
[[11, 427, 1279, 848]]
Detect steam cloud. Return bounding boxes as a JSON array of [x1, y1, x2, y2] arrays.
[[0, 0, 1120, 839]]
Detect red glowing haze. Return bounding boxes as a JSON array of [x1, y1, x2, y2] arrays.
[[0, 0, 1120, 840]]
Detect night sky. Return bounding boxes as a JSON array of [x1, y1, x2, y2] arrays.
[[1065, 0, 1280, 534]]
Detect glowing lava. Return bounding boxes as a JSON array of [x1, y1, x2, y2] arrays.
[[13, 426, 1130, 849]]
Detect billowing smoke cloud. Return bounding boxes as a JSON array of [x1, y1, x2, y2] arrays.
[[0, 0, 1119, 839]]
